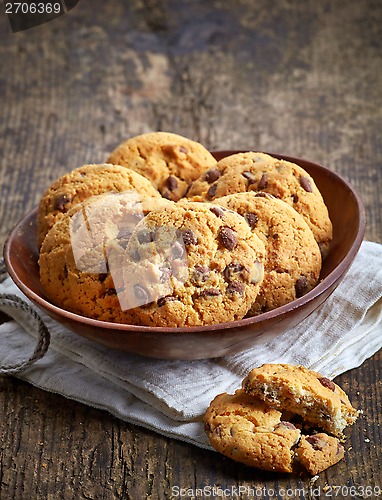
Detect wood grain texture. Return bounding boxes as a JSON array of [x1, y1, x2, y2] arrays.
[[1, 0, 381, 498]]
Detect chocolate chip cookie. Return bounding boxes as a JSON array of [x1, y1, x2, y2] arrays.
[[216, 192, 322, 315], [187, 152, 333, 257], [205, 363, 357, 475], [37, 163, 161, 248], [242, 364, 359, 436], [119, 202, 266, 327], [204, 389, 301, 473], [296, 433, 345, 475], [107, 132, 217, 201], [39, 192, 174, 323]]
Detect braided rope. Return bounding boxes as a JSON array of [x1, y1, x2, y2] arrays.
[[0, 257, 8, 284], [0, 259, 50, 375]]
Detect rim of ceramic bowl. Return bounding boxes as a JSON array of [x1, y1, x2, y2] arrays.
[[3, 151, 366, 334]]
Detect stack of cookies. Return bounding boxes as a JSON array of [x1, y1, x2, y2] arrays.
[[204, 364, 359, 475], [38, 131, 332, 327]]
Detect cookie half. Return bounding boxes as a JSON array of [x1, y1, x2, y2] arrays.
[[107, 131, 217, 201], [204, 390, 301, 473], [242, 364, 359, 436], [216, 192, 322, 314], [187, 151, 333, 256], [296, 433, 345, 475]]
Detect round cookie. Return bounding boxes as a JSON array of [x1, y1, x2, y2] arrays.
[[37, 163, 162, 248], [204, 389, 301, 473], [107, 132, 217, 201], [119, 202, 266, 327], [216, 192, 322, 315], [39, 192, 174, 323], [187, 151, 333, 257]]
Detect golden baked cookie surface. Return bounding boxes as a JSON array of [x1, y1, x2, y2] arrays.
[[187, 151, 333, 256], [216, 192, 322, 314], [37, 163, 161, 248], [204, 389, 301, 473], [242, 364, 359, 436], [204, 363, 358, 475], [120, 202, 266, 327], [107, 131, 217, 201], [296, 433, 345, 475], [39, 193, 173, 323]]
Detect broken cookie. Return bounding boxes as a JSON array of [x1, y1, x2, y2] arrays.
[[204, 364, 359, 475], [296, 433, 345, 475], [242, 364, 359, 436], [204, 389, 301, 473]]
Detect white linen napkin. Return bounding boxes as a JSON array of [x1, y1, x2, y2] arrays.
[[1, 240, 382, 450]]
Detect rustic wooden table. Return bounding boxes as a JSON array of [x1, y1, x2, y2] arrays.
[[1, 1, 381, 498]]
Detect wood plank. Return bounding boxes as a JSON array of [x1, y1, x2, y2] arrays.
[[0, 0, 381, 497]]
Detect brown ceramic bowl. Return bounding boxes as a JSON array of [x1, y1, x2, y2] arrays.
[[4, 151, 366, 360]]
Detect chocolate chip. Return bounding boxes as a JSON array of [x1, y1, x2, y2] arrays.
[[215, 426, 223, 437], [210, 206, 225, 218], [275, 421, 297, 430], [244, 212, 258, 229], [295, 276, 308, 298], [223, 262, 245, 282], [157, 295, 177, 307], [137, 229, 154, 244], [105, 288, 117, 296], [272, 233, 279, 239], [192, 266, 210, 284], [204, 422, 211, 432], [218, 227, 238, 250], [292, 193, 299, 203], [182, 229, 198, 245], [172, 242, 185, 259], [242, 171, 256, 183], [274, 267, 287, 273], [134, 284, 150, 303], [54, 194, 71, 212], [159, 265, 172, 283], [306, 435, 328, 451], [205, 169, 221, 183], [179, 146, 188, 154], [118, 240, 129, 250], [117, 227, 133, 240], [254, 192, 268, 198], [258, 173, 268, 189], [300, 175, 313, 192], [162, 190, 172, 200], [129, 248, 141, 262], [166, 175, 178, 191], [227, 281, 245, 294], [63, 265, 68, 278], [98, 273, 108, 282], [199, 288, 221, 297], [318, 377, 336, 392], [207, 183, 217, 199]]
